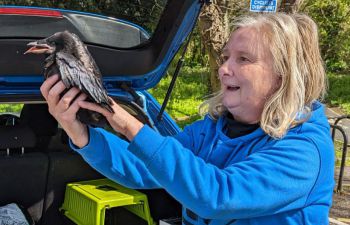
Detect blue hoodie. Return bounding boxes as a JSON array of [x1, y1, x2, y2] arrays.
[[71, 101, 334, 225]]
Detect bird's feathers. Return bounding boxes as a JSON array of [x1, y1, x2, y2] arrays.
[[55, 52, 113, 112], [63, 32, 102, 78], [25, 31, 114, 126]]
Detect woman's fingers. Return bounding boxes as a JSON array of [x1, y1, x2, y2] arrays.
[[42, 76, 83, 117], [47, 81, 67, 107], [39, 75, 90, 147], [66, 93, 88, 115], [78, 101, 111, 117], [56, 87, 80, 112], [40, 74, 60, 100]]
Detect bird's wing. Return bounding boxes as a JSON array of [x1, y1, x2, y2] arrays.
[[70, 32, 102, 78], [55, 52, 113, 112]]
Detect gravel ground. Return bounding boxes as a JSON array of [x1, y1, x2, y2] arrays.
[[330, 190, 350, 219], [330, 166, 350, 225]]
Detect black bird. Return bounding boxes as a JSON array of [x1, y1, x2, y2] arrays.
[[25, 31, 113, 127]]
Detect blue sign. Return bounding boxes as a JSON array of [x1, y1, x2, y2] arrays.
[[250, 0, 277, 12]]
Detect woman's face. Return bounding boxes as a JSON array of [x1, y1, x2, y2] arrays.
[[218, 27, 280, 124]]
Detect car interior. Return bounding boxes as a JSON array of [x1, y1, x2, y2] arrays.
[[0, 1, 206, 225], [0, 0, 204, 223], [0, 101, 182, 225]]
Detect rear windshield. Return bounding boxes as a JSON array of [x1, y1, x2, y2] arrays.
[[0, 0, 168, 48]]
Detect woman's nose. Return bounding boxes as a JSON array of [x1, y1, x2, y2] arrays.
[[218, 61, 231, 78]]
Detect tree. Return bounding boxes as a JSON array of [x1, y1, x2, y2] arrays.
[[198, 2, 228, 92], [278, 0, 304, 13], [198, 0, 248, 92]]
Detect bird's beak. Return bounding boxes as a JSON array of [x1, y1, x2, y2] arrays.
[[24, 42, 53, 54]]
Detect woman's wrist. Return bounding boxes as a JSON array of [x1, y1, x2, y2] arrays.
[[124, 120, 144, 141], [68, 123, 89, 148]]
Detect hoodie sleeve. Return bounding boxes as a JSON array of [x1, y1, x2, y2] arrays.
[[70, 118, 208, 189], [70, 123, 201, 189], [70, 126, 162, 189], [128, 125, 325, 219]]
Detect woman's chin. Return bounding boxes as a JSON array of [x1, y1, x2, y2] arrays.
[[224, 105, 240, 117], [222, 100, 240, 111]]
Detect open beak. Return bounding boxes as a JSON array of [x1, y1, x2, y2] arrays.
[[24, 42, 52, 54]]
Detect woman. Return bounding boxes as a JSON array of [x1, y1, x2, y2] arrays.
[[41, 13, 334, 225]]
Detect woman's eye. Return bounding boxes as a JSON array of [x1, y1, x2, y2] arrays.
[[237, 56, 251, 63], [220, 55, 229, 64]]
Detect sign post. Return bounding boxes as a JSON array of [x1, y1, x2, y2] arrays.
[[250, 0, 277, 12]]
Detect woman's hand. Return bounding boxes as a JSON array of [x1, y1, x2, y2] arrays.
[[78, 98, 144, 141], [40, 74, 89, 148]]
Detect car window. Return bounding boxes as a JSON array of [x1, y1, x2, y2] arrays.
[[0, 0, 168, 48], [0, 103, 22, 126]]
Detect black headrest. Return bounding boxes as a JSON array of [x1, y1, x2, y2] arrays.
[[0, 125, 36, 149], [20, 104, 58, 137]]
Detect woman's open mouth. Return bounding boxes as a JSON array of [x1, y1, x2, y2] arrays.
[[227, 85, 240, 91]]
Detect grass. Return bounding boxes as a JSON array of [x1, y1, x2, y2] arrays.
[[334, 140, 350, 166], [327, 73, 350, 114], [148, 65, 210, 128], [327, 73, 350, 166]]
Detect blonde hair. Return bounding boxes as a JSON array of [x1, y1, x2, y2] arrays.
[[200, 13, 327, 138]]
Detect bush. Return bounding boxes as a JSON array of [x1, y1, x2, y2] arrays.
[[303, 0, 350, 73], [326, 73, 350, 113]]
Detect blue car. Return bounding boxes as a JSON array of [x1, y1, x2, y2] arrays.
[[0, 1, 202, 224]]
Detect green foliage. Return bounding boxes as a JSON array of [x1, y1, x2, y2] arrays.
[[0, 104, 23, 113], [303, 0, 350, 73], [183, 25, 209, 68], [326, 73, 350, 114], [334, 140, 350, 166], [149, 65, 210, 129]]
